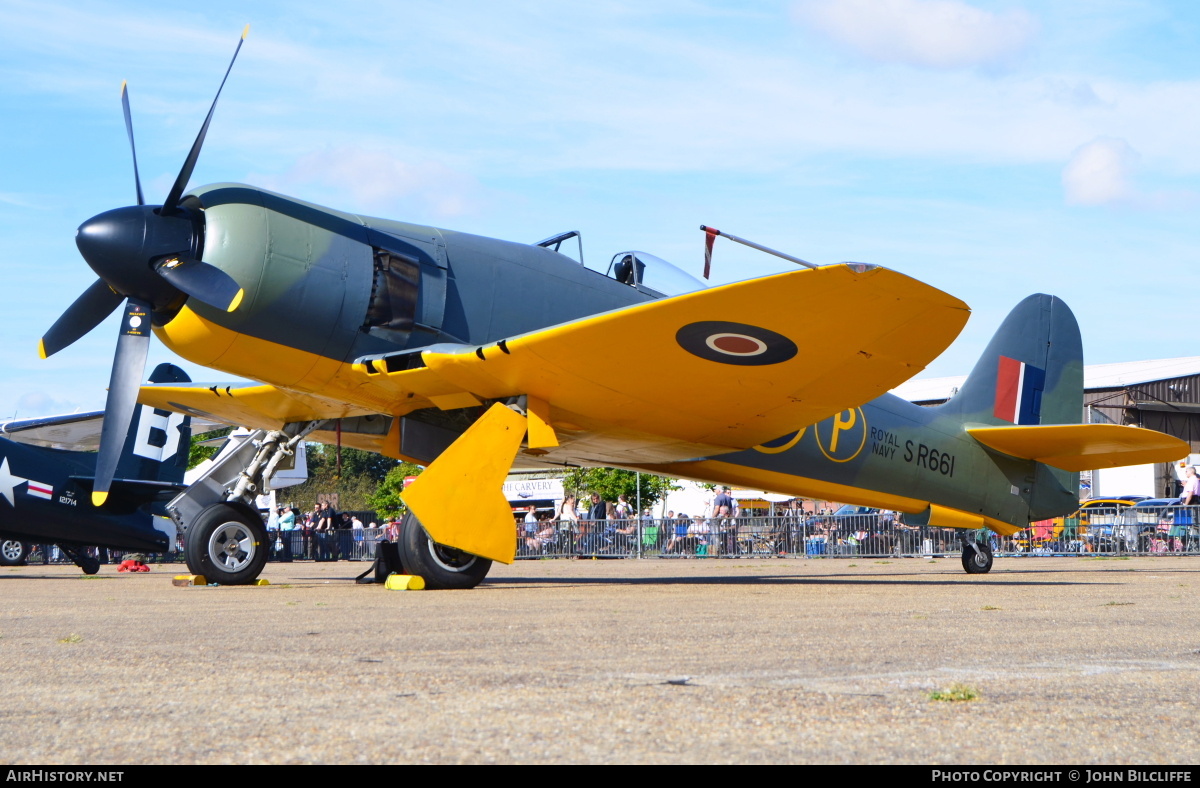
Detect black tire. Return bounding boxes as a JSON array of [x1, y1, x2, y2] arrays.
[[78, 555, 100, 575], [0, 539, 30, 566], [185, 503, 269, 585], [961, 538, 994, 574], [397, 512, 492, 590]]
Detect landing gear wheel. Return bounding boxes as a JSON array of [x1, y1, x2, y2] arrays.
[[0, 539, 30, 566], [185, 503, 269, 585], [961, 538, 994, 574], [397, 512, 492, 590], [57, 545, 101, 575]]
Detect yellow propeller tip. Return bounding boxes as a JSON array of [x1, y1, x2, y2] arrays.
[[120, 79, 127, 93], [37, 339, 46, 360], [242, 24, 250, 40], [91, 491, 108, 507], [227, 289, 245, 313]]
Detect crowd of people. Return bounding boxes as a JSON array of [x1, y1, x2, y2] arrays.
[[513, 488, 1024, 558], [264, 500, 396, 561], [516, 487, 816, 557]]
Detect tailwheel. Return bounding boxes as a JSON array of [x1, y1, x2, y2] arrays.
[[0, 539, 30, 566], [961, 537, 994, 574], [397, 512, 492, 590], [185, 503, 269, 585]]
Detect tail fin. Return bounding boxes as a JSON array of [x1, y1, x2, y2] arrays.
[[938, 294, 1083, 426], [113, 363, 193, 485], [936, 294, 1083, 515]]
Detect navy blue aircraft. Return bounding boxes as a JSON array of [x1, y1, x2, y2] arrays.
[[0, 364, 195, 574]]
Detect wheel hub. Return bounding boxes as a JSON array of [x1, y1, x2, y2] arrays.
[[208, 522, 253, 571], [427, 537, 477, 573]]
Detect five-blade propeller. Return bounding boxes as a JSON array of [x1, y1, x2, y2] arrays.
[[41, 26, 250, 506]]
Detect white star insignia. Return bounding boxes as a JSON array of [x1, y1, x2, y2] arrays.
[[0, 457, 29, 507]]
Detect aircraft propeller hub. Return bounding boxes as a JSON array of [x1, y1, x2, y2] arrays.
[[75, 205, 199, 307]]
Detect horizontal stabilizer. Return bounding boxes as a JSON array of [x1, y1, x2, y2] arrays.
[[967, 424, 1189, 472]]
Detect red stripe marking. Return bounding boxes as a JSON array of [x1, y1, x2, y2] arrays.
[[994, 356, 1021, 422], [703, 228, 718, 280]]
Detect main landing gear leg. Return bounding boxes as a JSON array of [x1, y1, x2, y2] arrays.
[[167, 420, 322, 585], [960, 534, 994, 574], [58, 544, 100, 575]]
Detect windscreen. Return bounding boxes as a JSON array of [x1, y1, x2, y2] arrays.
[[606, 251, 706, 297]]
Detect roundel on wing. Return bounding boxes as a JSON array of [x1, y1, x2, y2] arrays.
[[675, 321, 798, 366]]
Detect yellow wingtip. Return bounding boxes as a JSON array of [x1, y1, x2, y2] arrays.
[[242, 23, 250, 40], [91, 491, 108, 507], [37, 339, 46, 360], [227, 289, 244, 313]]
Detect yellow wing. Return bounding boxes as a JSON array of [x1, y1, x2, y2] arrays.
[[968, 424, 1190, 472], [135, 382, 405, 456], [140, 265, 968, 467], [359, 264, 970, 463]]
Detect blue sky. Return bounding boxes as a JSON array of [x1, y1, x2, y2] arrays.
[[1, 0, 1198, 418]]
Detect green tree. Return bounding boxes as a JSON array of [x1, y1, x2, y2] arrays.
[[561, 467, 677, 510], [367, 462, 426, 520], [304, 444, 399, 484], [282, 464, 380, 515], [187, 427, 233, 470], [280, 444, 401, 516]]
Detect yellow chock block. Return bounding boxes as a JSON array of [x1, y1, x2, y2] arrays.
[[172, 574, 206, 587], [385, 574, 426, 591], [253, 578, 270, 586]]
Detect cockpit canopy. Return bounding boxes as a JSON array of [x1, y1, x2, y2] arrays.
[[606, 251, 706, 297]]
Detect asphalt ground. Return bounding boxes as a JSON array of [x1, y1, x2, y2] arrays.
[[1, 555, 1197, 765]]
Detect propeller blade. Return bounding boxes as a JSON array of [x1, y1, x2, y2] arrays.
[[39, 279, 124, 359], [120, 81, 144, 206], [161, 24, 250, 214], [92, 298, 152, 507], [155, 257, 244, 312]]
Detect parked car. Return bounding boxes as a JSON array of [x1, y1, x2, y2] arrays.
[[1022, 498, 1138, 552], [1072, 498, 1142, 551], [1118, 498, 1198, 552], [807, 505, 884, 532]]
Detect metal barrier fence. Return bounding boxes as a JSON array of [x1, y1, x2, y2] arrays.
[[82, 506, 1187, 565], [267, 528, 385, 561], [516, 515, 959, 559], [514, 508, 1200, 560]]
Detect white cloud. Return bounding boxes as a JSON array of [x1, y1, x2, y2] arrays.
[[1062, 137, 1138, 206], [1045, 79, 1105, 108], [793, 0, 1038, 69], [12, 391, 82, 419], [0, 192, 44, 209], [255, 147, 486, 220]]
